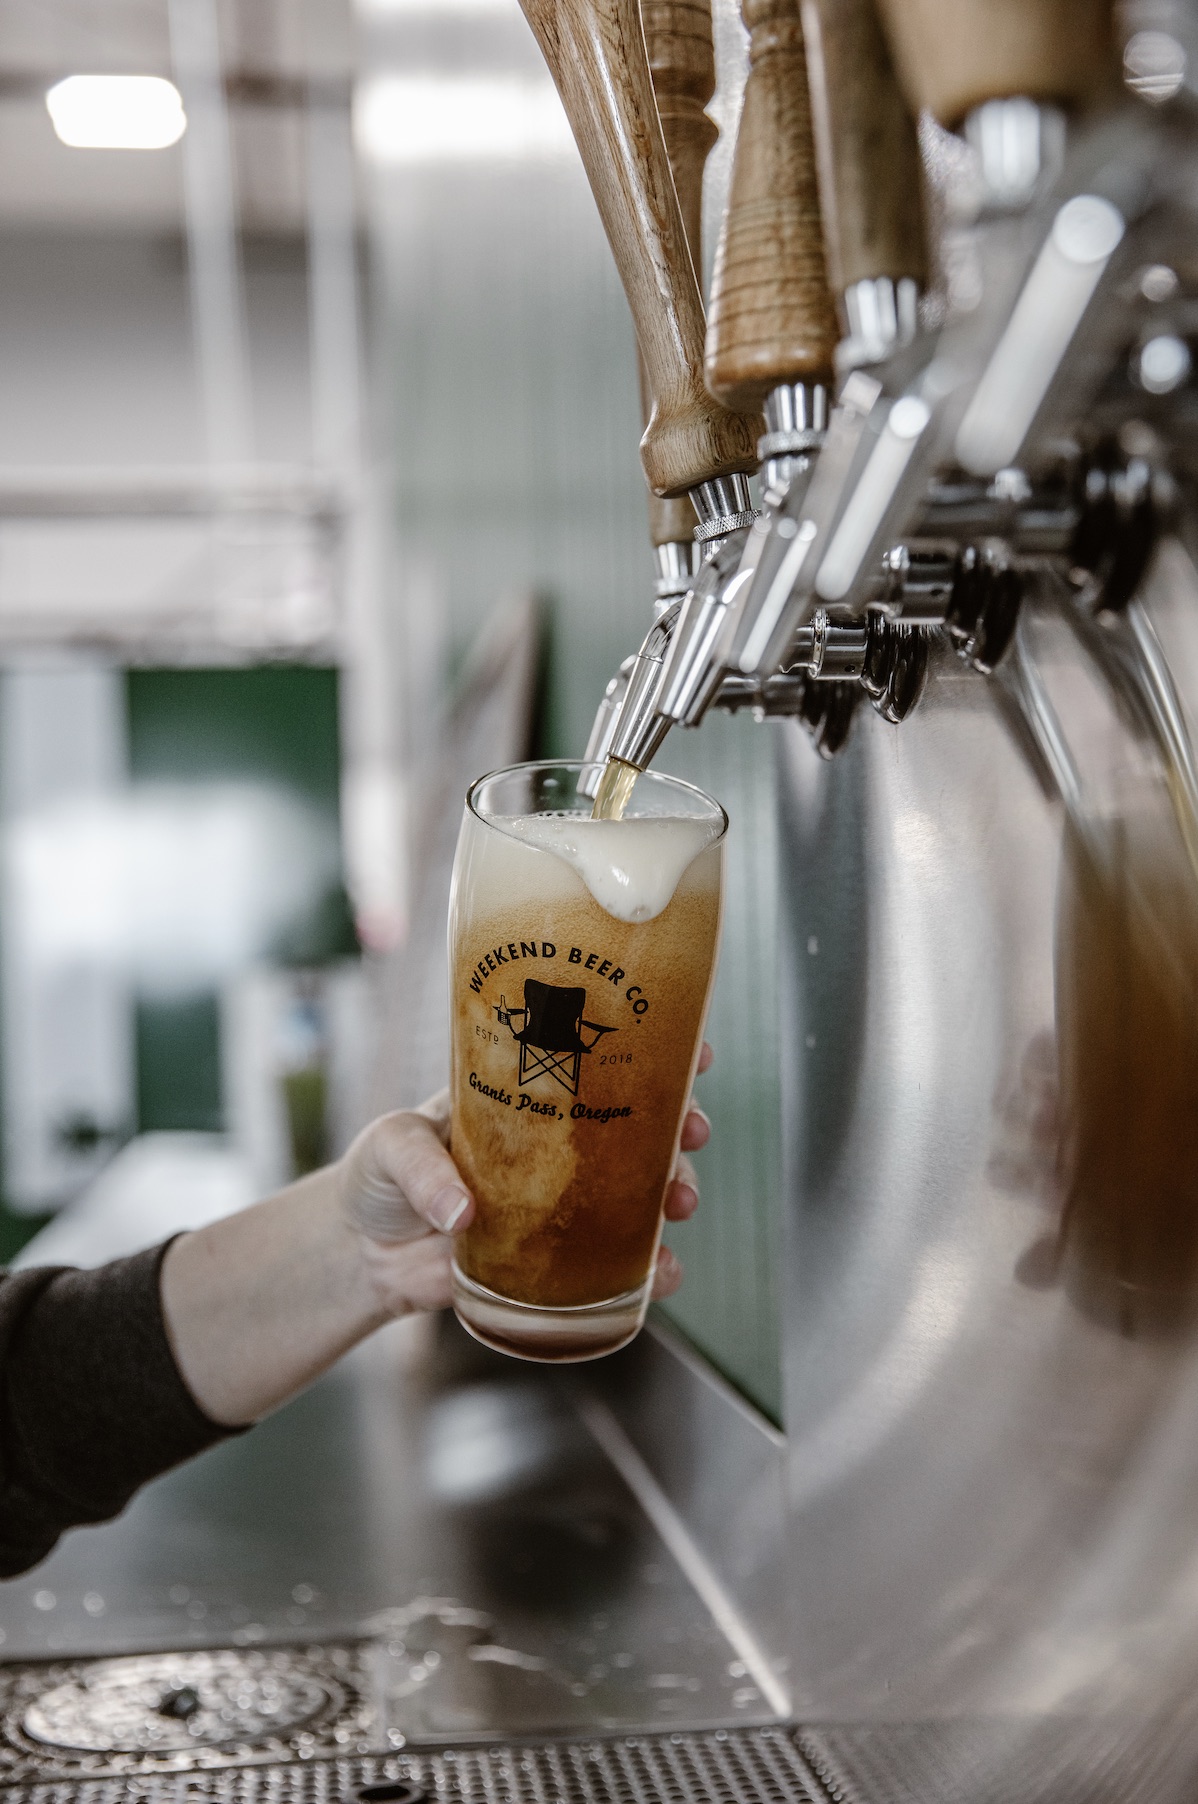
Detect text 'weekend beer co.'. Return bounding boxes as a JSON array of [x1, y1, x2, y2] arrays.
[[448, 762, 726, 1360]]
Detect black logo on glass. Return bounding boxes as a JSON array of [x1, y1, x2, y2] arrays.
[[495, 979, 616, 1096]]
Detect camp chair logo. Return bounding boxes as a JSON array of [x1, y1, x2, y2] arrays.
[[495, 978, 616, 1097]]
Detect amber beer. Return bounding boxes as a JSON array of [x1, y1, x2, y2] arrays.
[[448, 760, 726, 1360], [1057, 803, 1198, 1336]]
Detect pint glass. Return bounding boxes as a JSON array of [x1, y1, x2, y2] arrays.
[[448, 760, 726, 1361]]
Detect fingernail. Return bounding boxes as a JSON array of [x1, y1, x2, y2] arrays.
[[676, 1184, 699, 1215], [431, 1185, 470, 1232]]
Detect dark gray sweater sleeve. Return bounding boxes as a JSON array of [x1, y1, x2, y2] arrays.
[[0, 1244, 239, 1577]]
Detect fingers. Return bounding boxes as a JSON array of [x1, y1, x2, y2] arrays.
[[371, 1110, 475, 1233], [663, 1152, 698, 1221], [651, 1244, 683, 1300], [344, 1104, 474, 1245], [680, 1103, 710, 1153], [679, 1043, 713, 1153]]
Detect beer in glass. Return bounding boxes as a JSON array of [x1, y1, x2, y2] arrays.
[[448, 760, 726, 1360]]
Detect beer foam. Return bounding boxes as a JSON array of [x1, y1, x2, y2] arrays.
[[491, 812, 719, 923]]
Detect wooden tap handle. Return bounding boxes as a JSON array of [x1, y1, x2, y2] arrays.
[[642, 0, 719, 543], [642, 0, 718, 256], [520, 0, 758, 495], [801, 0, 927, 297], [641, 402, 700, 543], [873, 0, 1115, 128], [705, 0, 841, 413]]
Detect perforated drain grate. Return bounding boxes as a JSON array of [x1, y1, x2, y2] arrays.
[[0, 1652, 374, 1785], [797, 1721, 1198, 1804], [21, 1655, 339, 1756], [0, 1733, 827, 1804]]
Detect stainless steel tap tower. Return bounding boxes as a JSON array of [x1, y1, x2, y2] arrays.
[[524, 0, 1198, 1790]]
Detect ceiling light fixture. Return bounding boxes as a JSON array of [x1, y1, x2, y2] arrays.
[[46, 75, 187, 150], [354, 74, 573, 163]]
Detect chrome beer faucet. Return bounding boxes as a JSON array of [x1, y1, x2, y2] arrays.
[[587, 0, 936, 770], [589, 0, 855, 773]]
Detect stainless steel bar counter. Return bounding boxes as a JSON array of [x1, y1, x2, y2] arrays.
[[0, 1298, 789, 1767]]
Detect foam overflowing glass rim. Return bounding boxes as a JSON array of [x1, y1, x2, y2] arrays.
[[465, 761, 727, 924]]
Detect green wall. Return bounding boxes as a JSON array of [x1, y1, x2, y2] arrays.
[[135, 994, 223, 1134], [126, 666, 354, 1134], [126, 667, 343, 810]]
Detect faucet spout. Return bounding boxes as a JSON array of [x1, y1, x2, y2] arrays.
[[656, 534, 756, 728], [601, 599, 683, 775], [602, 524, 764, 779], [579, 654, 638, 798]]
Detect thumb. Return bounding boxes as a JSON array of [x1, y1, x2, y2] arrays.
[[341, 1095, 474, 1243]]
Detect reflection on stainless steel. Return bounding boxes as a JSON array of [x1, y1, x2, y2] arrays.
[[955, 192, 1126, 478], [577, 1396, 790, 1719], [652, 539, 699, 608], [1119, 600, 1198, 869], [758, 381, 830, 496], [1008, 587, 1198, 1338], [689, 473, 757, 549], [425, 1381, 591, 1506], [774, 579, 1198, 1790], [813, 393, 932, 603], [964, 96, 1065, 214], [1006, 603, 1088, 828], [1055, 804, 1198, 1337], [838, 276, 919, 371]]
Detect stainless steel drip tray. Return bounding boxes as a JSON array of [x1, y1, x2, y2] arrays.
[[0, 1734, 826, 1804], [2, 1708, 1196, 1804], [1, 1646, 1192, 1804]]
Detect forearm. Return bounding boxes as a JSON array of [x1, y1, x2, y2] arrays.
[[0, 1247, 234, 1577], [0, 1107, 469, 1576], [160, 1166, 390, 1428], [0, 1070, 709, 1575], [160, 1097, 482, 1427]]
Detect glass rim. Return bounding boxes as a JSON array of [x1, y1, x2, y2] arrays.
[[465, 757, 728, 840]]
